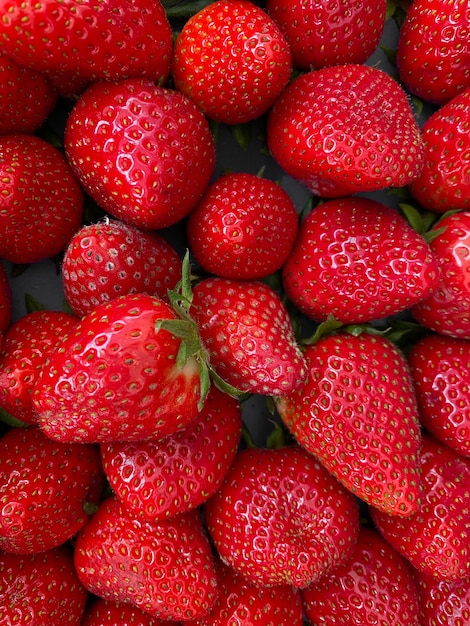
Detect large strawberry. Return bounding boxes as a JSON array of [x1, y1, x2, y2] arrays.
[[64, 78, 216, 230], [275, 330, 422, 517], [413, 569, 470, 626], [171, 0, 292, 125], [267, 63, 424, 198], [81, 597, 168, 626], [281, 197, 439, 324], [204, 444, 360, 588]]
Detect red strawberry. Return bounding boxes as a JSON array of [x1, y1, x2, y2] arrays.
[[282, 197, 439, 324], [204, 444, 360, 588], [0, 546, 88, 625], [0, 310, 78, 425], [408, 332, 470, 458], [74, 496, 218, 621], [171, 0, 292, 125], [267, 64, 424, 198], [81, 597, 168, 626], [0, 0, 173, 97], [266, 0, 387, 70], [0, 263, 11, 335], [396, 0, 470, 104], [370, 433, 470, 582], [64, 78, 216, 230], [61, 218, 181, 317], [101, 385, 242, 521], [413, 569, 470, 626], [0, 53, 58, 134], [0, 133, 84, 265], [0, 426, 104, 554], [408, 88, 470, 213], [301, 526, 420, 626], [190, 277, 307, 395], [275, 330, 422, 517]]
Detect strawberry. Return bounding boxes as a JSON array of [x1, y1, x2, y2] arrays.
[[187, 172, 299, 281], [413, 569, 470, 626], [204, 444, 360, 588], [171, 0, 292, 125], [0, 0, 173, 98], [81, 597, 168, 626], [301, 526, 420, 626], [408, 332, 470, 458], [396, 0, 470, 104], [370, 433, 470, 582], [61, 218, 181, 317], [0, 263, 11, 336], [267, 63, 424, 198], [266, 0, 387, 70], [0, 546, 88, 625], [0, 52, 58, 134], [275, 330, 422, 517], [282, 197, 439, 324], [190, 276, 307, 395], [101, 386, 242, 521], [0, 426, 104, 554], [64, 78, 216, 230], [74, 496, 218, 621], [0, 133, 84, 265], [0, 309, 78, 425], [408, 88, 470, 213]]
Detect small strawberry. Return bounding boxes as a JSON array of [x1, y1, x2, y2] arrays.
[[282, 197, 439, 324], [64, 78, 216, 230], [61, 218, 181, 317], [187, 172, 299, 281], [0, 133, 84, 265], [0, 546, 88, 625], [266, 0, 387, 70], [275, 330, 422, 517], [0, 426, 104, 554], [301, 526, 420, 626], [413, 569, 470, 626], [267, 64, 424, 198], [81, 597, 168, 626], [396, 0, 470, 104], [204, 444, 360, 588], [74, 496, 218, 621], [171, 0, 292, 125], [370, 433, 470, 582]]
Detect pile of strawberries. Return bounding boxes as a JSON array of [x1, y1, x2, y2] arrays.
[[0, 0, 470, 623]]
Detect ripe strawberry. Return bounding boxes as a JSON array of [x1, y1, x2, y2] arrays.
[[282, 197, 439, 324], [408, 333, 470, 458], [267, 64, 424, 198], [61, 218, 181, 317], [396, 0, 470, 104], [0, 546, 88, 625], [370, 433, 470, 582], [74, 496, 218, 621], [0, 133, 84, 265], [275, 330, 422, 517], [0, 52, 58, 134], [413, 569, 470, 626], [101, 386, 242, 521], [0, 0, 173, 97], [408, 88, 470, 213], [64, 78, 216, 230], [204, 444, 360, 588], [0, 426, 104, 554], [190, 277, 307, 395], [412, 211, 470, 338], [81, 597, 168, 626], [301, 526, 420, 626], [266, 0, 387, 70], [0, 263, 11, 336], [171, 0, 292, 125], [0, 310, 78, 425]]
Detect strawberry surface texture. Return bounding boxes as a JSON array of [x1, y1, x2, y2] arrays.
[[1, 0, 470, 624]]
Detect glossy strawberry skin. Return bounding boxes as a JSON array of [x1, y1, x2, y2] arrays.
[[276, 332, 422, 517], [171, 0, 291, 125], [282, 197, 439, 324], [33, 293, 203, 444], [204, 444, 360, 588], [267, 64, 424, 198], [65, 78, 216, 231], [187, 172, 299, 280], [413, 569, 470, 626], [81, 597, 168, 626]]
